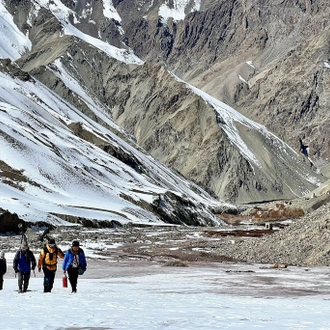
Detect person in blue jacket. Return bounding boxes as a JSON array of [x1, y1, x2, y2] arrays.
[[13, 243, 36, 293], [62, 240, 87, 293]]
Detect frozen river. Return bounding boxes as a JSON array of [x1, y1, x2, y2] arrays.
[[1, 259, 330, 329]]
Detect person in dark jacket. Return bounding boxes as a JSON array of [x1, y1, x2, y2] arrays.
[[13, 243, 36, 293], [62, 240, 87, 293], [0, 251, 7, 290]]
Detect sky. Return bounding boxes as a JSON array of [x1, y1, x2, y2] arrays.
[[1, 249, 330, 330]]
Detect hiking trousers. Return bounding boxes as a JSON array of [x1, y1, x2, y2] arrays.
[[67, 266, 79, 292], [43, 268, 56, 292], [18, 271, 31, 292]]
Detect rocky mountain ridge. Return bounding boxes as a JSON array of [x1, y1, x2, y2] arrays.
[[0, 0, 328, 227], [117, 0, 330, 176]]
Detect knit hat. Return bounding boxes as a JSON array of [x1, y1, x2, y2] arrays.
[[72, 240, 79, 247], [0, 251, 4, 258], [48, 238, 56, 247]]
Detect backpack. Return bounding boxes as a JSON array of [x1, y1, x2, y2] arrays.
[[42, 245, 63, 269], [43, 246, 57, 263]]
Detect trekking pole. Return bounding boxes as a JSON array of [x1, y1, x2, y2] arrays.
[[18, 223, 23, 245], [18, 223, 28, 246]]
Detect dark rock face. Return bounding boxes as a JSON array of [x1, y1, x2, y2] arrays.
[[116, 0, 330, 177], [123, 17, 176, 63], [61, 0, 126, 48], [0, 211, 22, 233], [4, 0, 32, 34]]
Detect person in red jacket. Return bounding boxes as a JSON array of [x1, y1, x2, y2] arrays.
[[0, 251, 7, 290], [38, 238, 64, 293]]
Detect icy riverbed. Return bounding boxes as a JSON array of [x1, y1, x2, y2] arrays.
[[1, 258, 330, 330]]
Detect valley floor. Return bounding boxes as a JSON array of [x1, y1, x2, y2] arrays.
[[1, 200, 330, 329], [1, 259, 330, 330]]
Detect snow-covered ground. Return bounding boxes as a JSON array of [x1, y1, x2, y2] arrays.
[[1, 254, 330, 330]]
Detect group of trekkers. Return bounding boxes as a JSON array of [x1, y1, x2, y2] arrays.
[[0, 238, 87, 293]]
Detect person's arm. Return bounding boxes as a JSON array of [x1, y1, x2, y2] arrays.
[[13, 252, 19, 273], [80, 251, 87, 270], [57, 247, 65, 259], [37, 250, 45, 271], [30, 251, 37, 270], [62, 251, 68, 271]]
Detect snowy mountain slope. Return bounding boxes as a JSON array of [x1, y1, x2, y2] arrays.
[[3, 0, 324, 204], [0, 61, 230, 227], [0, 2, 231, 227], [20, 45, 324, 204], [0, 0, 326, 229], [34, 0, 142, 65], [158, 0, 201, 21], [0, 2, 32, 60], [187, 83, 322, 187]]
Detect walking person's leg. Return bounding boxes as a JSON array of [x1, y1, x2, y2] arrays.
[[23, 271, 31, 292], [43, 268, 51, 292], [17, 272, 23, 292], [0, 274, 3, 290], [48, 270, 56, 292], [68, 267, 79, 293], [43, 269, 56, 292]]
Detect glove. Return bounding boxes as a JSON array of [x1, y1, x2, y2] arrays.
[[14, 268, 18, 273]]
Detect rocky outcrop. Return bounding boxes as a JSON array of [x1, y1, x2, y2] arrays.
[[60, 0, 126, 48], [116, 0, 330, 177], [0, 211, 22, 233]]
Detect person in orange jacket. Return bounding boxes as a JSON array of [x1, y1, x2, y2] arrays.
[[38, 238, 64, 293]]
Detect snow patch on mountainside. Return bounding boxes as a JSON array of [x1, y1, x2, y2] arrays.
[[159, 0, 201, 21], [176, 78, 322, 188], [103, 0, 121, 22], [0, 69, 227, 226], [183, 81, 261, 166], [31, 0, 143, 65], [48, 59, 123, 132], [0, 2, 32, 60]]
